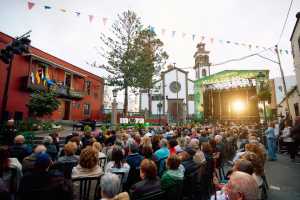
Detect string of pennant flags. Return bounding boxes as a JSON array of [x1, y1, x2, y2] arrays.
[[26, 1, 291, 55]]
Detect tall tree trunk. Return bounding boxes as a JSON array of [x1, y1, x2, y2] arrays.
[[124, 85, 128, 116]]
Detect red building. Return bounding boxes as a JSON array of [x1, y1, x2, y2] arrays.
[[0, 32, 104, 121]]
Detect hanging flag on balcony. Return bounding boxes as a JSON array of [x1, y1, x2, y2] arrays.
[[35, 71, 41, 84], [44, 5, 51, 10], [75, 12, 80, 17]]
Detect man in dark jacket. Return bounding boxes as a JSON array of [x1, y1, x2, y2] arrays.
[[18, 153, 73, 200], [9, 135, 31, 163]]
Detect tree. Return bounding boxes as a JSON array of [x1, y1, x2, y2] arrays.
[[96, 10, 168, 116], [27, 90, 60, 118]]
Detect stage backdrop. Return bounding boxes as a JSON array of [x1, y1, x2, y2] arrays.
[[194, 70, 269, 121]]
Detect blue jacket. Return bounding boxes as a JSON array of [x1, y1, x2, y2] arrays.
[[265, 127, 276, 139]]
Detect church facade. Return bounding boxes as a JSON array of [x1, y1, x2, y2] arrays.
[[139, 43, 211, 122]]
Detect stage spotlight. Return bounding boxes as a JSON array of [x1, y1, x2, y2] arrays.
[[232, 100, 245, 113]]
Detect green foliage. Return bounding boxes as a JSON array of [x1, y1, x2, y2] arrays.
[[97, 10, 168, 114], [27, 90, 60, 118], [257, 84, 272, 101], [84, 125, 92, 133], [41, 121, 53, 131]]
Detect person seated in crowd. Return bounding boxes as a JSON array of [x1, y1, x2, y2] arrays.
[[241, 152, 264, 189], [212, 171, 258, 200], [141, 146, 154, 160], [43, 136, 58, 161], [18, 152, 73, 200], [72, 146, 103, 178], [151, 135, 161, 152], [105, 147, 130, 183], [168, 138, 178, 155], [245, 143, 266, 167], [232, 159, 254, 176], [9, 135, 32, 163], [130, 159, 162, 199], [161, 154, 185, 190], [125, 141, 144, 189], [22, 145, 47, 173], [0, 146, 23, 196], [189, 138, 206, 165], [81, 128, 94, 148], [92, 142, 106, 159], [154, 138, 170, 175], [199, 130, 209, 145], [57, 142, 79, 164], [100, 173, 129, 200]]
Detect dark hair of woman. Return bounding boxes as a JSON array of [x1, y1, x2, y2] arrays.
[[112, 147, 124, 168]]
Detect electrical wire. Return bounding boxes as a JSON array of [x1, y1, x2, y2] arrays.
[[277, 0, 294, 44]]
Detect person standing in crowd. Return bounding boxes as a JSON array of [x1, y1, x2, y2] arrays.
[[281, 121, 295, 162], [265, 122, 277, 161]]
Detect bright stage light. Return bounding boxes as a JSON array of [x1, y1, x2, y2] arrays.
[[232, 100, 245, 112]]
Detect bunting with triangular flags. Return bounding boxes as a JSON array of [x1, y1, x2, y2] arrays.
[[172, 31, 176, 37], [23, 1, 292, 55], [102, 17, 107, 26], [89, 15, 94, 23], [75, 12, 80, 17], [28, 1, 35, 10]]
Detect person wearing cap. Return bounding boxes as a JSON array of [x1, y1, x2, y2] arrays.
[[18, 152, 73, 200]]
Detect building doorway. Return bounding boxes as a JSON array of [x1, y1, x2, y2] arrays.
[[167, 99, 183, 123], [63, 101, 71, 120]]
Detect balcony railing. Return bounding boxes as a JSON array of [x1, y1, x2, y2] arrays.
[[21, 76, 84, 99]]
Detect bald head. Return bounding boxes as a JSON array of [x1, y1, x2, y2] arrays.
[[226, 171, 258, 200], [34, 145, 47, 153]]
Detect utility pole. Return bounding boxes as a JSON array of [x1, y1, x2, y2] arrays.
[[275, 45, 292, 121]]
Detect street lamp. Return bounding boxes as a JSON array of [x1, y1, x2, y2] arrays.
[[157, 102, 162, 125], [111, 89, 118, 130], [257, 72, 267, 123]]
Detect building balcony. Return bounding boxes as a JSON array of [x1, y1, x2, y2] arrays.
[[21, 76, 84, 99]]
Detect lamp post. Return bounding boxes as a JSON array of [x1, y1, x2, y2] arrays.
[[111, 89, 118, 130], [257, 72, 267, 124], [157, 102, 162, 126]]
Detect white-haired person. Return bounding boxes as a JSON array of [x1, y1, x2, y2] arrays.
[[9, 135, 32, 163], [211, 171, 259, 200], [22, 144, 47, 173], [43, 136, 58, 161], [100, 173, 129, 200]]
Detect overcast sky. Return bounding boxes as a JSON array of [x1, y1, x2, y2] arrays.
[[0, 0, 300, 106]]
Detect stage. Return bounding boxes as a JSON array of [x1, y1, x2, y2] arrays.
[[203, 86, 259, 122], [194, 70, 269, 122]]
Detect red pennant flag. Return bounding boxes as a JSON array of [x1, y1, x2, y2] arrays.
[[102, 17, 108, 26], [28, 1, 35, 10], [89, 15, 94, 23]]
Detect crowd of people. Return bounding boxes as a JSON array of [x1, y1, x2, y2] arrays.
[[0, 119, 299, 200]]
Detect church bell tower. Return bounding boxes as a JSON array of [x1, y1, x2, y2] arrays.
[[194, 43, 211, 79]]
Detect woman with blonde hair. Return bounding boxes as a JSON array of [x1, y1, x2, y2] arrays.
[[72, 146, 103, 178]]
